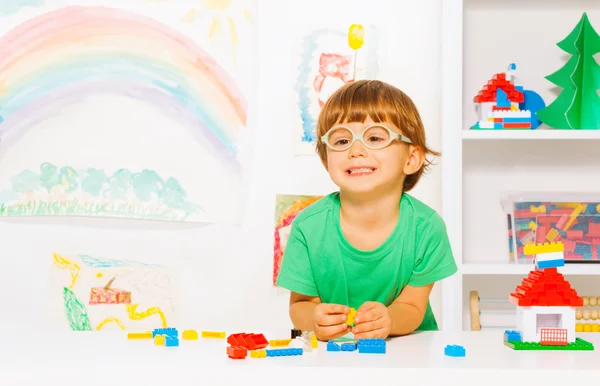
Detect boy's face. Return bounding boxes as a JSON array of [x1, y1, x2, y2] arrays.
[[323, 117, 422, 196]]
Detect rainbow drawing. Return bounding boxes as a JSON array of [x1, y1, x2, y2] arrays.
[[0, 5, 247, 171]]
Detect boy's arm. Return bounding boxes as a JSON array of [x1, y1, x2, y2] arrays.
[[289, 292, 321, 332], [387, 283, 434, 336]]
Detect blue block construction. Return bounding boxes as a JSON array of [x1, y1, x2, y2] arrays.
[[152, 327, 178, 338], [341, 342, 357, 351], [504, 330, 522, 342], [165, 336, 179, 347], [357, 338, 386, 354], [327, 341, 341, 351], [444, 345, 466, 357], [266, 348, 303, 357]]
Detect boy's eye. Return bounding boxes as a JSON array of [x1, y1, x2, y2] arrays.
[[367, 136, 385, 142], [334, 139, 350, 145]]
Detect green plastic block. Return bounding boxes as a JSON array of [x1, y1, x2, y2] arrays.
[[505, 338, 594, 351]]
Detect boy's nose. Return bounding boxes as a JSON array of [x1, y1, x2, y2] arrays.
[[348, 140, 367, 158]]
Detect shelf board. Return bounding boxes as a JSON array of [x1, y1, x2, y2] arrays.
[[462, 130, 600, 140], [461, 262, 600, 275]]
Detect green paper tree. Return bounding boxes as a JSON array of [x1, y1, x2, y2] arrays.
[[537, 12, 600, 130]]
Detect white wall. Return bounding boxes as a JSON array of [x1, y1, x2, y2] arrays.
[[0, 0, 444, 332]]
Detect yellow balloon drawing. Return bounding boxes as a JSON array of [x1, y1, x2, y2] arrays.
[[348, 24, 365, 50]]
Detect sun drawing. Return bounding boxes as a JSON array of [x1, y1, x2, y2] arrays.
[[181, 0, 253, 63]]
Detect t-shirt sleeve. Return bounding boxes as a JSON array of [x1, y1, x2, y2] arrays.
[[408, 211, 458, 287], [275, 221, 319, 296]]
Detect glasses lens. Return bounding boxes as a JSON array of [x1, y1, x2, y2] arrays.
[[363, 125, 391, 149], [326, 127, 354, 150]]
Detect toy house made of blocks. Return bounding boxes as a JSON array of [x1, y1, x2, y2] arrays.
[[471, 63, 531, 130], [507, 242, 590, 349]]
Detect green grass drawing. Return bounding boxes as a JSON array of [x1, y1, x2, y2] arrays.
[[0, 162, 201, 221], [63, 287, 93, 331]]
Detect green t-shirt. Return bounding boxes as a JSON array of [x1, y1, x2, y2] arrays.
[[275, 192, 458, 331]]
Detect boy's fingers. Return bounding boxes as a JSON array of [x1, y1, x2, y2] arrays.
[[354, 328, 384, 340], [323, 304, 349, 315], [353, 319, 382, 335], [316, 312, 349, 327], [319, 324, 351, 339], [355, 309, 382, 324], [357, 301, 377, 313]]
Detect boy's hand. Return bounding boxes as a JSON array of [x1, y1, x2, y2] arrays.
[[352, 301, 392, 339], [312, 303, 352, 341]]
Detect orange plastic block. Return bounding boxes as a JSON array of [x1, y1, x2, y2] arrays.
[[227, 346, 247, 359]]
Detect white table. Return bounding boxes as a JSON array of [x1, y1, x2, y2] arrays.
[[3, 329, 599, 385]]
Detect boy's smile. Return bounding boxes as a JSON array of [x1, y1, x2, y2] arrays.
[[346, 166, 377, 176]]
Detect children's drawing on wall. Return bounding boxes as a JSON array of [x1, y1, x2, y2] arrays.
[[180, 0, 254, 66], [293, 24, 380, 155], [0, 0, 44, 15], [273, 194, 322, 285], [0, 162, 201, 222], [50, 252, 178, 331], [0, 1, 257, 224]]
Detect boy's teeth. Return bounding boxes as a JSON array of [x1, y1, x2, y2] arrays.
[[350, 168, 374, 174]]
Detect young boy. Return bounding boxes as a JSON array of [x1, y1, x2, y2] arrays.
[[276, 80, 457, 341]]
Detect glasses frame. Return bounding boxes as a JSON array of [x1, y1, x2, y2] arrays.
[[320, 124, 413, 151]]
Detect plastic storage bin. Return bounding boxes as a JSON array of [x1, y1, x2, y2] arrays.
[[502, 192, 600, 264]]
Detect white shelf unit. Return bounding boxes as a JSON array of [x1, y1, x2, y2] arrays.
[[441, 0, 600, 331]]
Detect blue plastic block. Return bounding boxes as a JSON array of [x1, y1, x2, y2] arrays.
[[504, 330, 522, 342], [341, 342, 357, 351], [165, 337, 179, 347], [327, 341, 341, 352], [444, 345, 466, 357], [357, 338, 386, 354], [266, 348, 303, 357], [152, 327, 178, 338]]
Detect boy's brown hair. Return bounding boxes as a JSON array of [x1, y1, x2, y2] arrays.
[[315, 80, 440, 192]]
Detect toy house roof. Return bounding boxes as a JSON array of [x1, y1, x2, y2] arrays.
[[509, 267, 583, 307], [473, 72, 525, 103]]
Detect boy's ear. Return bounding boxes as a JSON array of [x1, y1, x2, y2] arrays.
[[404, 146, 425, 175]]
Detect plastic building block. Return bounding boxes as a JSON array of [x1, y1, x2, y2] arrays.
[[341, 342, 357, 351], [154, 335, 166, 346], [128, 331, 152, 339], [357, 338, 386, 354], [250, 350, 266, 358], [310, 334, 318, 349], [227, 346, 248, 359], [291, 329, 302, 339], [182, 330, 198, 340], [266, 348, 303, 357], [152, 327, 177, 338], [270, 339, 292, 347], [504, 330, 522, 342], [327, 341, 341, 351], [524, 241, 564, 255], [165, 336, 179, 347], [202, 331, 226, 338], [505, 337, 594, 351], [246, 334, 269, 350], [346, 308, 357, 326], [444, 345, 466, 357]]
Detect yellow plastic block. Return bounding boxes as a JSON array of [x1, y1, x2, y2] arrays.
[[127, 331, 152, 339], [545, 228, 559, 242], [523, 241, 564, 256], [269, 339, 292, 347], [182, 330, 198, 340], [310, 334, 318, 348], [250, 350, 267, 358], [347, 308, 357, 326], [154, 335, 166, 346], [201, 331, 226, 338]]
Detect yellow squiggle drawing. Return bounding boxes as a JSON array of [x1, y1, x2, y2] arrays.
[[95, 317, 126, 330], [53, 253, 80, 289], [126, 304, 167, 328]]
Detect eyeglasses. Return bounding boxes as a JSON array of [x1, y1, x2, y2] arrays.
[[320, 124, 412, 151]]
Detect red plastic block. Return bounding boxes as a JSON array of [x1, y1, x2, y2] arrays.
[[227, 346, 248, 359]]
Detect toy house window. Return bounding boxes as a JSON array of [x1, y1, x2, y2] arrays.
[[536, 313, 563, 332]]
